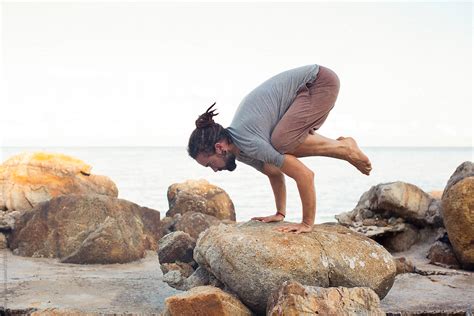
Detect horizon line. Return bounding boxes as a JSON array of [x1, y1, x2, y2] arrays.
[[1, 145, 472, 149]]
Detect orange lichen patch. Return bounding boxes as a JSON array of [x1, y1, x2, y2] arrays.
[[10, 171, 75, 196], [1, 152, 92, 175]]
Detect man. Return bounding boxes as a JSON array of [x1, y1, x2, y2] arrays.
[[187, 64, 372, 234]]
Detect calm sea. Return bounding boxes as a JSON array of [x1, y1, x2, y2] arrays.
[[1, 147, 472, 223]]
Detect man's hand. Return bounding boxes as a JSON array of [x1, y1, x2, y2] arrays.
[[275, 222, 313, 234], [252, 213, 285, 223]]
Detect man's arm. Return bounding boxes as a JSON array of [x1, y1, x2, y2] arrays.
[[251, 163, 287, 222], [277, 154, 315, 233], [262, 163, 287, 215]]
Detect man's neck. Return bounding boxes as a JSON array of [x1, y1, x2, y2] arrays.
[[228, 143, 241, 157]]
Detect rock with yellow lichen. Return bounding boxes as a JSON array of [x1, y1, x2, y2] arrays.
[[0, 152, 118, 211]]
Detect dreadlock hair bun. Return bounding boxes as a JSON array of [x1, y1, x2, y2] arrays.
[[188, 102, 232, 159], [195, 102, 219, 128]]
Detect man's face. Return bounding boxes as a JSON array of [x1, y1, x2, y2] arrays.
[[196, 151, 237, 172]]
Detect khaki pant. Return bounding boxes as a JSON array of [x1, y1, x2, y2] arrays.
[[270, 65, 340, 154]]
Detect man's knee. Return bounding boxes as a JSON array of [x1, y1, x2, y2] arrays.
[[270, 129, 286, 153]]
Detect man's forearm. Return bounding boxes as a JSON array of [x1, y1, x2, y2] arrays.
[[279, 154, 316, 226], [295, 173, 316, 226], [268, 174, 287, 215]]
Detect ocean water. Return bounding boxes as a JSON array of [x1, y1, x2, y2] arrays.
[[1, 147, 472, 223]]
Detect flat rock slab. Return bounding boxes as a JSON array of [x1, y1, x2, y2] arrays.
[[381, 232, 474, 315], [0, 249, 181, 314], [381, 273, 474, 315]]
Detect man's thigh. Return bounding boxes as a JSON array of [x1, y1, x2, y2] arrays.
[[271, 66, 340, 154]]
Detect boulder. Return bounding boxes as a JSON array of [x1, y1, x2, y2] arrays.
[[428, 190, 443, 199], [166, 179, 235, 221], [427, 241, 460, 269], [377, 223, 419, 252], [162, 269, 192, 290], [442, 161, 474, 198], [336, 181, 443, 253], [162, 286, 252, 316], [9, 194, 161, 264], [267, 281, 384, 316], [0, 232, 7, 249], [194, 221, 396, 314], [161, 262, 195, 277], [0, 210, 22, 231], [0, 152, 118, 211], [158, 231, 196, 264], [375, 182, 435, 224], [174, 211, 222, 239], [394, 257, 415, 274], [159, 215, 177, 236], [441, 176, 474, 270], [180, 266, 225, 291]]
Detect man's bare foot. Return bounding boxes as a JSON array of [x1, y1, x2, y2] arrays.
[[337, 136, 372, 175], [251, 213, 284, 223]]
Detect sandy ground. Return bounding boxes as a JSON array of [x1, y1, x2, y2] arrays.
[[0, 249, 182, 314], [1, 241, 473, 315]]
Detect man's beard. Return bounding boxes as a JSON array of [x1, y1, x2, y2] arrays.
[[223, 151, 237, 171]]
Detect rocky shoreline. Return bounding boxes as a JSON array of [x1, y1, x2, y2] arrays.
[[0, 152, 473, 315]]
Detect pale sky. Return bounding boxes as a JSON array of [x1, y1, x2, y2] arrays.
[[1, 1, 472, 147]]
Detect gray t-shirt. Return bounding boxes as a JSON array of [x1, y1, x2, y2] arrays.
[[227, 64, 320, 173]]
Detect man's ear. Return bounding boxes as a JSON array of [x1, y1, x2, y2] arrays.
[[214, 141, 225, 154]]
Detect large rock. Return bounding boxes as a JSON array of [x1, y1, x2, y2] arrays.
[[394, 257, 415, 274], [0, 232, 7, 249], [180, 266, 225, 291], [9, 194, 161, 264], [194, 221, 396, 314], [174, 211, 223, 239], [0, 152, 118, 211], [162, 286, 252, 316], [442, 176, 474, 270], [0, 210, 22, 231], [267, 281, 384, 316], [377, 223, 419, 252], [336, 181, 442, 252], [442, 161, 474, 198], [427, 241, 460, 269], [166, 179, 235, 221], [158, 231, 196, 264]]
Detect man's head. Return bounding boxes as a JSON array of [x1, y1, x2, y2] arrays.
[[188, 103, 237, 172]]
